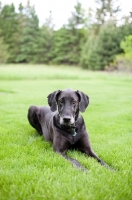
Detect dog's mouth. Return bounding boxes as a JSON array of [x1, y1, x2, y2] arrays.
[[61, 123, 76, 129]]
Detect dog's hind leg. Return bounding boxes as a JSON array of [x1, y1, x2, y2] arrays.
[[27, 106, 42, 135]]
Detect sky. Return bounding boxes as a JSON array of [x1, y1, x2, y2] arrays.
[[2, 0, 132, 28]]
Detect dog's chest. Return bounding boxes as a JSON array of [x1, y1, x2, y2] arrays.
[[55, 127, 81, 145]]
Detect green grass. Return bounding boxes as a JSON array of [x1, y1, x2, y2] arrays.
[[0, 64, 132, 200]]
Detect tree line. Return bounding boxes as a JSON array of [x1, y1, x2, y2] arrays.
[[0, 0, 132, 70]]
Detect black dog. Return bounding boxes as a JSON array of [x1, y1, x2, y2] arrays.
[[28, 88, 110, 170]]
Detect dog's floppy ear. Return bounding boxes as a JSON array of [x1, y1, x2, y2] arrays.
[[47, 90, 61, 112], [76, 90, 89, 112]]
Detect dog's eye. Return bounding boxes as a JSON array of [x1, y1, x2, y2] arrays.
[[72, 100, 76, 105], [59, 99, 63, 103]]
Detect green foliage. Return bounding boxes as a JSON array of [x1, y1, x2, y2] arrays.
[[52, 27, 71, 64], [67, 0, 87, 29], [0, 65, 132, 199], [0, 0, 132, 70], [121, 35, 132, 57], [15, 2, 39, 63], [34, 26, 54, 63], [0, 37, 9, 63], [52, 27, 86, 65], [52, 1, 87, 65], [106, 35, 132, 72], [80, 0, 132, 70], [80, 31, 99, 70], [34, 12, 55, 64], [95, 0, 121, 25], [107, 54, 132, 72], [81, 22, 132, 70], [94, 23, 123, 70], [0, 3, 18, 62]]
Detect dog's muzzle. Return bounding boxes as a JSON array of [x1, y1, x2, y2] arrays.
[[60, 115, 75, 126]]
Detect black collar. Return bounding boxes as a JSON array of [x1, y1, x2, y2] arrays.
[[60, 123, 77, 137]]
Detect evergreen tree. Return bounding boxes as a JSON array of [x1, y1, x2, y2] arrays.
[[81, 21, 132, 70], [95, 0, 121, 24], [95, 23, 122, 69], [52, 27, 73, 64], [0, 36, 9, 63], [53, 1, 86, 65], [67, 0, 87, 29], [80, 0, 124, 70], [80, 30, 99, 70], [35, 11, 55, 63], [0, 3, 18, 62], [15, 1, 39, 63], [93, 0, 121, 33]]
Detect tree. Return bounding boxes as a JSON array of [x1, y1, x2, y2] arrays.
[[67, 0, 87, 29], [52, 27, 72, 64], [95, 23, 122, 69], [0, 36, 9, 63], [80, 22, 131, 70], [93, 0, 121, 33], [95, 0, 121, 23], [34, 11, 55, 63], [0, 3, 18, 62], [80, 30, 99, 70], [80, 0, 132, 70], [15, 1, 39, 63], [52, 1, 86, 65]]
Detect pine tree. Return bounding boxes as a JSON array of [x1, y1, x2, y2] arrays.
[[52, 27, 72, 64], [92, 0, 121, 34], [52, 1, 86, 65], [95, 0, 121, 25], [35, 11, 55, 63], [80, 0, 123, 69], [0, 36, 9, 63], [0, 3, 18, 62], [67, 0, 87, 29], [15, 1, 39, 63]]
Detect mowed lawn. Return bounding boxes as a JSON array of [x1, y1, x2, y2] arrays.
[[0, 65, 132, 200]]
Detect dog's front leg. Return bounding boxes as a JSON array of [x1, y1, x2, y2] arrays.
[[63, 154, 88, 171], [85, 148, 114, 170], [85, 148, 109, 167], [56, 151, 88, 171], [77, 134, 112, 169], [53, 138, 87, 171]]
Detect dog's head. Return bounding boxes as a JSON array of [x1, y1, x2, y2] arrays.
[[47, 88, 89, 126]]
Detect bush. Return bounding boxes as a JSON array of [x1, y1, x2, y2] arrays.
[[106, 35, 132, 72], [121, 35, 132, 58], [105, 54, 132, 72]]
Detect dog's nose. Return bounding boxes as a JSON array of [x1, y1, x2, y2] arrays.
[[63, 117, 71, 123]]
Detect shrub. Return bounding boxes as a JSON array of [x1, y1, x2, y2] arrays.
[[105, 54, 132, 72], [120, 35, 132, 58], [105, 35, 132, 72]]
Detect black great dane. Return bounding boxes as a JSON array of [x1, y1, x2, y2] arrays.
[[27, 88, 111, 171]]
